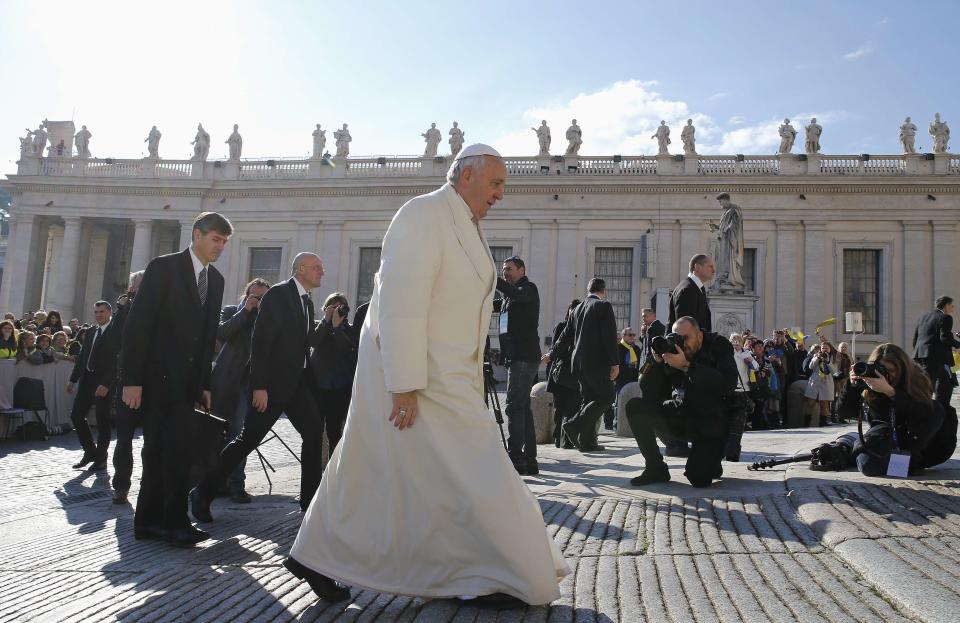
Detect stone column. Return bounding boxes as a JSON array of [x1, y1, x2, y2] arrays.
[[802, 221, 826, 332], [527, 220, 554, 333], [553, 221, 578, 329], [317, 220, 344, 303], [902, 221, 932, 346], [178, 218, 194, 251], [130, 219, 155, 273], [53, 217, 83, 320], [0, 214, 36, 314], [933, 221, 959, 304], [775, 222, 802, 329]]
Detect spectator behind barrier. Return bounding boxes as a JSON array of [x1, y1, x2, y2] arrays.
[[40, 310, 65, 335], [0, 320, 18, 359], [15, 331, 36, 363], [28, 334, 56, 364]]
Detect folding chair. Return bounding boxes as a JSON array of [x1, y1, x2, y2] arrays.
[[254, 422, 301, 494], [1, 377, 49, 440]]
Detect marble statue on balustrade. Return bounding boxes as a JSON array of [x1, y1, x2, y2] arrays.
[[899, 117, 917, 154], [680, 119, 696, 155], [929, 113, 950, 154], [191, 123, 211, 161], [226, 124, 243, 161], [334, 123, 351, 158], [804, 118, 822, 154], [448, 122, 464, 157], [652, 120, 671, 155], [564, 119, 582, 156], [532, 120, 551, 156], [778, 118, 797, 154], [32, 123, 48, 156], [145, 126, 162, 158], [19, 131, 34, 159], [709, 193, 745, 291], [422, 123, 442, 157], [74, 125, 92, 159], [312, 124, 326, 158]]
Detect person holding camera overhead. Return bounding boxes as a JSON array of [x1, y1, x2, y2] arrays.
[[625, 316, 738, 488], [191, 253, 328, 523], [310, 292, 359, 452]]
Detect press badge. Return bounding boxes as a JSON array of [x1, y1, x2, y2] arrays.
[[886, 451, 910, 478], [498, 310, 509, 335]]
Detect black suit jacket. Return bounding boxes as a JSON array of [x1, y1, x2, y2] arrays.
[[668, 277, 712, 332], [494, 276, 542, 363], [639, 319, 666, 371], [913, 309, 960, 372], [121, 248, 224, 406], [561, 294, 619, 374], [69, 320, 120, 388], [249, 278, 316, 405], [309, 318, 358, 389], [210, 303, 257, 417], [616, 341, 642, 389]]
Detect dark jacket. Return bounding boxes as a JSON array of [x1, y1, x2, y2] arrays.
[[560, 294, 619, 374], [913, 309, 960, 373], [639, 319, 666, 372], [210, 303, 258, 417], [69, 320, 120, 388], [494, 276, 541, 363], [616, 341, 642, 389], [547, 320, 578, 392], [121, 248, 223, 406], [310, 318, 359, 390], [668, 277, 712, 332], [249, 278, 316, 406]]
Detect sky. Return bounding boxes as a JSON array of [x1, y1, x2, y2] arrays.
[[1, 0, 958, 172]]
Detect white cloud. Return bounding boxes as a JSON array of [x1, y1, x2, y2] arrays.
[[727, 115, 746, 126], [708, 92, 729, 102], [795, 63, 813, 71], [843, 42, 875, 61]]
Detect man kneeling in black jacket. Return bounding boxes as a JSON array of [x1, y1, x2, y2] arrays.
[[625, 316, 738, 488]]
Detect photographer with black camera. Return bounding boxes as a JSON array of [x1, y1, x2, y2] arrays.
[[814, 343, 957, 476], [625, 316, 738, 488], [310, 292, 359, 452]]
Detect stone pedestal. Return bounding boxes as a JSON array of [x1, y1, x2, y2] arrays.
[[615, 381, 641, 437], [530, 381, 553, 444], [564, 155, 579, 172], [17, 156, 41, 175], [778, 153, 805, 175], [709, 291, 760, 335], [682, 154, 699, 175], [934, 152, 951, 174], [224, 161, 240, 179], [806, 153, 821, 175], [657, 155, 683, 175], [537, 155, 552, 175]]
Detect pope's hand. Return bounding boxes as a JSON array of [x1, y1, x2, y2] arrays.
[[122, 386, 142, 410], [390, 391, 418, 430], [252, 389, 268, 413]]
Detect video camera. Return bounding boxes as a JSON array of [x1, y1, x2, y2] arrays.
[[651, 332, 685, 356]]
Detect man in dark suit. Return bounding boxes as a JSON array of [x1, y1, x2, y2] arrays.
[[68, 300, 121, 471], [111, 270, 143, 504], [560, 277, 619, 452], [616, 327, 642, 391], [668, 254, 715, 333], [121, 212, 231, 547], [638, 307, 666, 375], [191, 252, 328, 522], [914, 296, 960, 408], [210, 277, 270, 504]]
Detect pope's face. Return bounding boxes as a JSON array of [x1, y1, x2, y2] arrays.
[[459, 157, 507, 220]]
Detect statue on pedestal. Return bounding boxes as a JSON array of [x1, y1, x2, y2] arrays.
[[312, 124, 326, 158], [929, 113, 950, 154], [652, 120, 671, 155], [564, 119, 582, 156], [778, 118, 797, 154], [19, 131, 34, 159], [74, 125, 92, 159], [32, 122, 48, 156], [804, 118, 822, 154], [334, 123, 351, 158], [448, 122, 465, 157], [145, 126, 162, 158], [899, 117, 917, 154], [680, 119, 696, 155], [191, 123, 210, 161], [422, 123, 442, 157], [226, 124, 243, 161], [532, 120, 551, 156], [710, 193, 745, 290]]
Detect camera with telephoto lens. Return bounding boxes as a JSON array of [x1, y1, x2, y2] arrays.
[[852, 360, 888, 379], [337, 303, 350, 319], [651, 332, 685, 356]]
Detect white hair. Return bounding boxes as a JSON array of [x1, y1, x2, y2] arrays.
[[446, 154, 490, 184], [128, 270, 145, 289]]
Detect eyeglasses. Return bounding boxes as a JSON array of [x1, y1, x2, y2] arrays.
[[624, 333, 636, 337]]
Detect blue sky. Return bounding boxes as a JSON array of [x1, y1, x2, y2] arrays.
[[1, 0, 957, 171]]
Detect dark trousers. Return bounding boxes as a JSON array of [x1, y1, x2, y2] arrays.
[[505, 360, 539, 464], [136, 400, 195, 530], [318, 386, 351, 452], [70, 379, 113, 461], [225, 399, 248, 493], [919, 360, 955, 409], [201, 369, 324, 511], [568, 369, 614, 448], [551, 384, 580, 445], [625, 396, 727, 487], [111, 398, 140, 492]]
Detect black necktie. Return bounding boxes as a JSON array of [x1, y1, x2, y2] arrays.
[[198, 266, 208, 307], [301, 293, 314, 331], [701, 286, 707, 296], [86, 326, 101, 372]]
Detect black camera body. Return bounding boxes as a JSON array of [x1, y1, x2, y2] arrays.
[[337, 303, 350, 319], [651, 332, 685, 356], [853, 360, 888, 379]]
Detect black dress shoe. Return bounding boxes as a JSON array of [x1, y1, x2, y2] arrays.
[[163, 526, 210, 547], [189, 488, 213, 523], [90, 459, 107, 471], [580, 444, 606, 452], [229, 490, 252, 504], [72, 454, 94, 469], [134, 525, 163, 541], [112, 489, 129, 505], [457, 593, 529, 611], [283, 557, 351, 602], [525, 461, 539, 476], [630, 467, 671, 486]]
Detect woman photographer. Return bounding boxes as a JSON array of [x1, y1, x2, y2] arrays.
[[803, 342, 838, 427], [837, 343, 955, 476], [310, 292, 359, 453]]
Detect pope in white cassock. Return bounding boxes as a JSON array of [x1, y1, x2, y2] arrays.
[[283, 144, 571, 609]]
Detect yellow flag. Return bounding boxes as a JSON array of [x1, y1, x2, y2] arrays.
[[814, 317, 837, 334]]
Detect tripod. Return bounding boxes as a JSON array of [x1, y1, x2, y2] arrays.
[[483, 359, 508, 451]]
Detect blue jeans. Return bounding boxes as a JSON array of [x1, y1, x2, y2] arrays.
[[226, 399, 248, 493], [505, 360, 539, 464]]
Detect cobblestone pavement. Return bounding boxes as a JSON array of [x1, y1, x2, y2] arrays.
[[1, 394, 958, 622]]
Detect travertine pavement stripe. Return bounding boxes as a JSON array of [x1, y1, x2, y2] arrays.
[[767, 552, 856, 623], [550, 500, 585, 552], [681, 500, 706, 555], [71, 568, 186, 622], [843, 484, 930, 536], [579, 499, 613, 557], [809, 550, 915, 623], [726, 553, 795, 622], [709, 499, 747, 554], [707, 554, 769, 623], [572, 554, 597, 618], [727, 498, 766, 553], [743, 497, 787, 553], [672, 555, 719, 623], [863, 484, 947, 530], [222, 574, 313, 623], [614, 556, 644, 623], [666, 500, 690, 556], [548, 554, 576, 623], [1, 571, 115, 621], [351, 591, 400, 623], [634, 557, 668, 623], [881, 537, 960, 591], [813, 485, 885, 539], [695, 498, 725, 554], [770, 492, 820, 551], [184, 565, 290, 623], [689, 553, 741, 622], [901, 533, 960, 568], [594, 553, 619, 620], [746, 553, 827, 623], [25, 573, 139, 622], [652, 555, 695, 623], [885, 486, 960, 533], [599, 500, 628, 556]]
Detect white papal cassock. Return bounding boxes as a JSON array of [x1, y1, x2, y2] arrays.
[[291, 183, 570, 604]]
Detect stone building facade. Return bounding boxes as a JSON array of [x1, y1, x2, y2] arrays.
[[2, 147, 959, 356]]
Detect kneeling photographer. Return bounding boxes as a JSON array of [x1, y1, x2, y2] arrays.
[[625, 316, 738, 488], [815, 343, 957, 476]]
